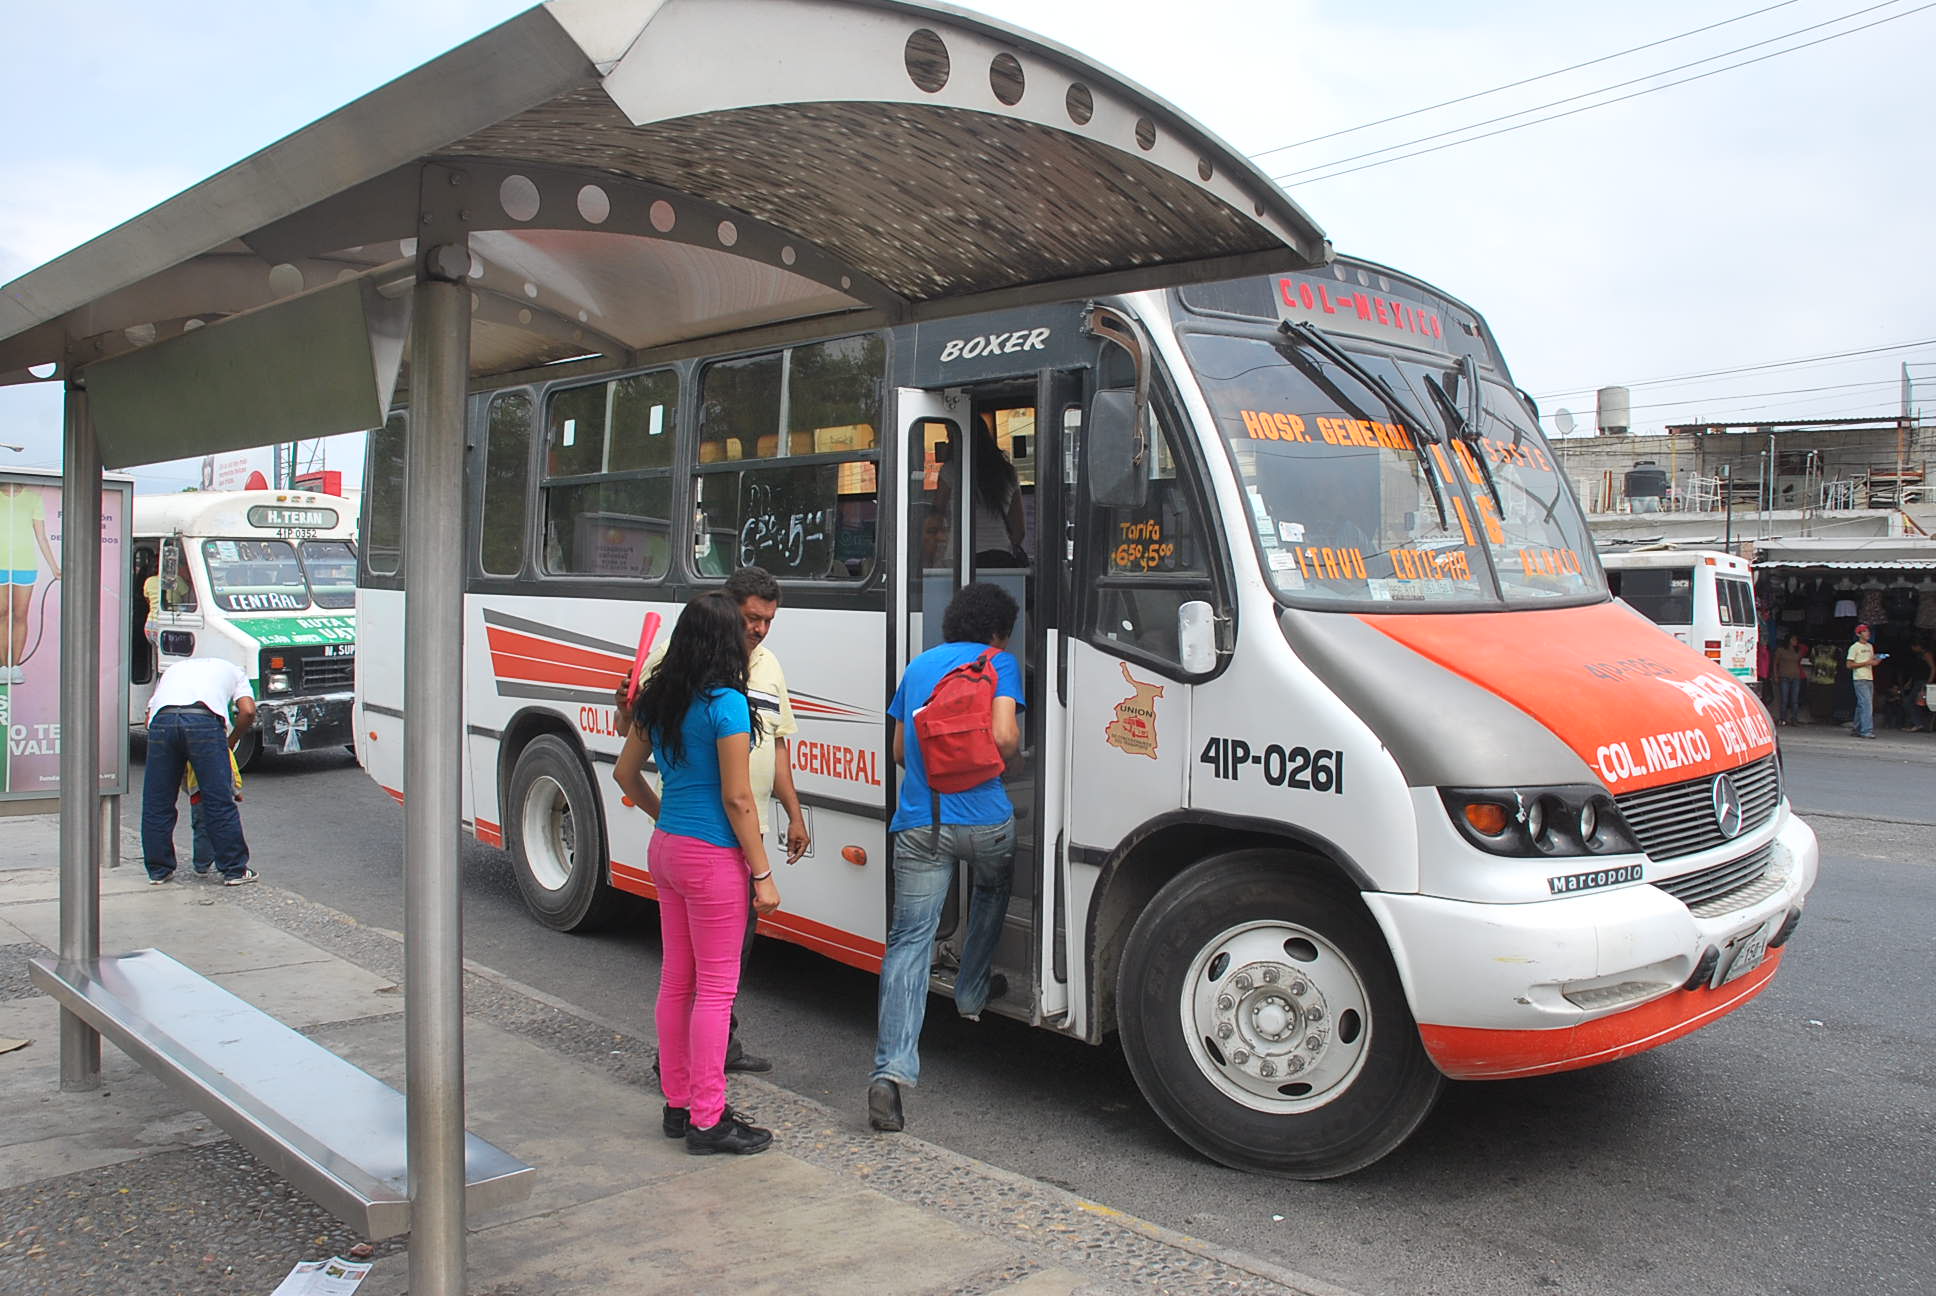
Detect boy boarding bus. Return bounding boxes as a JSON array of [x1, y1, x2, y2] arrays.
[[135, 489, 358, 770], [357, 255, 1816, 1177], [1602, 547, 1759, 682]]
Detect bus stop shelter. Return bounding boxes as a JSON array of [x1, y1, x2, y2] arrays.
[[0, 1, 1328, 1289]]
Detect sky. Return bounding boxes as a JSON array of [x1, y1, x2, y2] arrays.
[[2, 0, 1931, 494]]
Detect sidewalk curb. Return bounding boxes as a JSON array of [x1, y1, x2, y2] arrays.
[[229, 881, 1363, 1296]]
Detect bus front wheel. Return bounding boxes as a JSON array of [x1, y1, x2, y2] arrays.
[[233, 727, 262, 774], [1117, 851, 1442, 1179], [507, 735, 622, 933]]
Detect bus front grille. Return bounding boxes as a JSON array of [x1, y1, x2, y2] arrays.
[[299, 654, 355, 692], [1652, 844, 1776, 915], [1613, 755, 1780, 860]]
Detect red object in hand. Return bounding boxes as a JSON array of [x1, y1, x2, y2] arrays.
[[626, 611, 663, 707]]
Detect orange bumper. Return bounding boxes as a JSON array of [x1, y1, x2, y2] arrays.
[[1418, 947, 1786, 1081]]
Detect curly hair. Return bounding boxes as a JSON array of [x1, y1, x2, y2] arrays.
[[941, 582, 1018, 645], [633, 591, 756, 765]]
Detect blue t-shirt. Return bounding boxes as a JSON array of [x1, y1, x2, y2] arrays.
[[651, 687, 753, 848], [888, 642, 1024, 832]]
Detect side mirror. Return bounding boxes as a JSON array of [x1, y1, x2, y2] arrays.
[[1087, 389, 1148, 508], [1178, 600, 1217, 674]]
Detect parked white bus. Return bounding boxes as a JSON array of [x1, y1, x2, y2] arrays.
[[357, 257, 1816, 1177], [133, 490, 358, 768], [1601, 547, 1759, 682]]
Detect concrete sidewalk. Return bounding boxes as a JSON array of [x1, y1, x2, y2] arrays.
[[0, 814, 1346, 1296]]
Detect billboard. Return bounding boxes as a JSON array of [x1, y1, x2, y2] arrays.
[[0, 471, 130, 802]]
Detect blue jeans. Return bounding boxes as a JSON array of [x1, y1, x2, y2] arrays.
[[143, 708, 249, 880], [1852, 679, 1875, 737], [1778, 677, 1803, 723], [872, 818, 1014, 1087]]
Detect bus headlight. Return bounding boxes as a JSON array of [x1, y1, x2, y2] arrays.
[[1440, 786, 1641, 858], [266, 672, 292, 694]]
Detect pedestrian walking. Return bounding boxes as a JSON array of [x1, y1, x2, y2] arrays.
[[617, 567, 809, 1074], [868, 583, 1023, 1134], [1846, 624, 1883, 739], [614, 592, 780, 1156], [141, 654, 256, 885]]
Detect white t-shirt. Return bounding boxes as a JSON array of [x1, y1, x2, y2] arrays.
[[640, 641, 798, 831], [147, 657, 252, 729]]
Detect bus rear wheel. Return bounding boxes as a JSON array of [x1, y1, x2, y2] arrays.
[[507, 735, 622, 933], [233, 727, 262, 773], [1117, 850, 1442, 1179]]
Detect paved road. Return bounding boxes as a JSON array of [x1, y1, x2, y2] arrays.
[[139, 740, 1932, 1296]]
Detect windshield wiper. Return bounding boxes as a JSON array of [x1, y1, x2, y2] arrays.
[[1425, 359, 1506, 518], [1274, 319, 1448, 528]]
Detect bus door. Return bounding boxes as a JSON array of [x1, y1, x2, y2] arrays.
[[896, 381, 1067, 1021], [149, 535, 203, 678]]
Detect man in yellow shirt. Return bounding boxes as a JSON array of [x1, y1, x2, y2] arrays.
[[1846, 623, 1884, 739]]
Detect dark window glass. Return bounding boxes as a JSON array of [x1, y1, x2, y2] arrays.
[[364, 411, 406, 575], [544, 477, 674, 578], [610, 371, 677, 472], [482, 393, 533, 576], [695, 461, 877, 582], [545, 383, 607, 478], [1089, 403, 1215, 666], [202, 539, 308, 612], [1617, 569, 1695, 625], [787, 335, 883, 454], [298, 540, 357, 609], [698, 352, 782, 462]]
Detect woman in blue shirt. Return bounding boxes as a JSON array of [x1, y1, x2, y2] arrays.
[[616, 592, 780, 1155]]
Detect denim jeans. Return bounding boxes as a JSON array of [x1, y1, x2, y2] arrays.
[[1778, 677, 1803, 723], [143, 708, 249, 880], [872, 818, 1014, 1087], [1852, 678, 1875, 737]]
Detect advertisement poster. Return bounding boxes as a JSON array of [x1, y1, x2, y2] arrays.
[[0, 472, 128, 801]]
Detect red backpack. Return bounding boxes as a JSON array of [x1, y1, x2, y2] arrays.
[[912, 647, 1005, 828]]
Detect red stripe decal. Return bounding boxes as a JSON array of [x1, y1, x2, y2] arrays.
[[489, 649, 626, 691], [484, 626, 631, 676]]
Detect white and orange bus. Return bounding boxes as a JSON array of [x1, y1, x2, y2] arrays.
[[356, 255, 1816, 1177]]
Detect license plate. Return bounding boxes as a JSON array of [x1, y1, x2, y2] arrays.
[[1719, 917, 1780, 986]]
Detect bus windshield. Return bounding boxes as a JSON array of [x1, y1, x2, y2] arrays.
[[1180, 329, 1601, 609], [298, 539, 357, 609]]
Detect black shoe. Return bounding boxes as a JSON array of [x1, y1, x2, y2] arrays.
[[867, 1078, 904, 1133], [685, 1108, 772, 1156], [661, 1104, 689, 1139], [723, 1048, 772, 1074], [959, 972, 1009, 1022]]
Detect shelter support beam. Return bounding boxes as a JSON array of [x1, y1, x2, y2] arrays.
[[402, 259, 472, 1295], [57, 382, 103, 1089]]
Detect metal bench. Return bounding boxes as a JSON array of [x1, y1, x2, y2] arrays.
[[29, 949, 534, 1239]]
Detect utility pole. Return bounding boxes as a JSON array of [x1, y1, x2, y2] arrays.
[[1723, 462, 1733, 550]]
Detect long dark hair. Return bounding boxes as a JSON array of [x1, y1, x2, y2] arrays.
[[633, 591, 753, 766]]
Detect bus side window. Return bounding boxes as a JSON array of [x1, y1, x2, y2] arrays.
[[1086, 398, 1215, 669], [541, 370, 677, 579], [692, 334, 883, 582], [481, 391, 533, 577], [364, 411, 407, 577]]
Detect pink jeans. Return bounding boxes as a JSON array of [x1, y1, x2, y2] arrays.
[[649, 829, 750, 1127]]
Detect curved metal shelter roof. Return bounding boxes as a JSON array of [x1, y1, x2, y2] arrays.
[[1, 0, 1327, 468]]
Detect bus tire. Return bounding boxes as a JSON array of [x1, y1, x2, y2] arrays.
[[233, 727, 262, 773], [1117, 850, 1442, 1179], [506, 735, 621, 933]]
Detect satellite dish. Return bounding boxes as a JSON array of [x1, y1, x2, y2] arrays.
[[1555, 408, 1577, 436]]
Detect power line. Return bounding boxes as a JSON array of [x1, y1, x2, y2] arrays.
[[1275, 1, 1934, 188], [1563, 377, 1904, 418], [1534, 337, 1936, 399], [1250, 0, 1807, 159]]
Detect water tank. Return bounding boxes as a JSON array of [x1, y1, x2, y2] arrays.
[[1596, 386, 1631, 435], [1625, 460, 1668, 513]]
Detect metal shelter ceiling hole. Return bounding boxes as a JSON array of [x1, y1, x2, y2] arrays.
[[781, 246, 797, 266], [27, 362, 57, 379], [467, 253, 485, 280], [989, 52, 1025, 106], [717, 220, 739, 248], [123, 324, 157, 347], [1135, 117, 1157, 151], [499, 174, 541, 222], [518, 308, 533, 325], [1066, 83, 1094, 125], [400, 238, 418, 259], [576, 184, 611, 225], [649, 200, 676, 233], [905, 28, 950, 93], [1198, 159, 1213, 182], [522, 281, 539, 299], [268, 263, 305, 298]]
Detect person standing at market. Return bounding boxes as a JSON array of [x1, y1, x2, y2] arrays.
[[1846, 623, 1883, 739], [141, 653, 257, 885], [615, 591, 780, 1156], [1773, 634, 1806, 726], [616, 566, 809, 1074]]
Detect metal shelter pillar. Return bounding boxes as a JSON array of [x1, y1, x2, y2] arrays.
[[57, 380, 103, 1090], [402, 235, 473, 1296]]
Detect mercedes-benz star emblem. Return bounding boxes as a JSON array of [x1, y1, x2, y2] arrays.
[[1711, 773, 1745, 839]]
